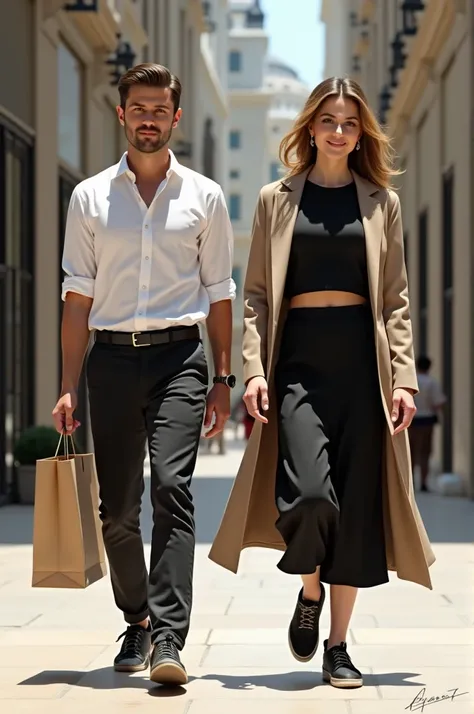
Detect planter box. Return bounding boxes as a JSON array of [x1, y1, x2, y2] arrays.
[[17, 465, 36, 505]]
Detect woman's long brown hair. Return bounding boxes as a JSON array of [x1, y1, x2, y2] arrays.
[[279, 77, 401, 188]]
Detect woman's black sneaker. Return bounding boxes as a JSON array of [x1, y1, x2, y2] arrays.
[[322, 640, 363, 688], [150, 635, 188, 686], [288, 583, 326, 662], [114, 623, 151, 672]]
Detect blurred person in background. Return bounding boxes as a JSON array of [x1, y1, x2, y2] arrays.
[[209, 76, 435, 690], [409, 355, 446, 492]]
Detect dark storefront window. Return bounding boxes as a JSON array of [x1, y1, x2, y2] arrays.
[[0, 119, 35, 502], [442, 169, 454, 472], [58, 169, 88, 450], [418, 210, 428, 355]]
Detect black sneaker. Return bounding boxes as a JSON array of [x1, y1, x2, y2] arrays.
[[149, 634, 188, 686], [114, 623, 151, 672], [288, 583, 326, 662], [322, 640, 363, 688]]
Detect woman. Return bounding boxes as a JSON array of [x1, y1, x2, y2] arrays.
[[208, 78, 435, 688]]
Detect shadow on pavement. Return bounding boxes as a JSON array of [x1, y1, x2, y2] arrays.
[[17, 667, 426, 694]]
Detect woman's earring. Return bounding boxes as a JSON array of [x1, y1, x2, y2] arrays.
[[310, 135, 315, 147], [356, 140, 361, 151]]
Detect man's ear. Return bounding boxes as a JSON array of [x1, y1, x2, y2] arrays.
[[116, 105, 125, 126], [173, 108, 183, 129]]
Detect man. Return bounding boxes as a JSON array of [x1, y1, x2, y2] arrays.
[[52, 63, 236, 686], [409, 355, 446, 492]]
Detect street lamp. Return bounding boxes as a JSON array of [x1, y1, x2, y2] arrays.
[[106, 34, 136, 86], [401, 0, 425, 36], [63, 0, 98, 9], [391, 31, 407, 70]]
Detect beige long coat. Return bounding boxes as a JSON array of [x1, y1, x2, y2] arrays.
[[209, 168, 436, 589]]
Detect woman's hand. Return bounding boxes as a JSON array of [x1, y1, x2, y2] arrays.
[[391, 388, 417, 435], [243, 376, 269, 424]]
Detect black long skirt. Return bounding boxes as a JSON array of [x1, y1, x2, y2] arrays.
[[274, 304, 388, 588]]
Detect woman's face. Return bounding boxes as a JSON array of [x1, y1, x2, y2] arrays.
[[309, 95, 362, 160]]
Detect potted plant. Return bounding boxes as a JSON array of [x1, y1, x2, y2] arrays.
[[13, 426, 60, 504]]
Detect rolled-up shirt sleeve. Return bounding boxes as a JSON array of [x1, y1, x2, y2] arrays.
[[61, 186, 96, 301], [198, 187, 236, 303]]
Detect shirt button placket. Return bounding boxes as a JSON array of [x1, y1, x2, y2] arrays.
[[137, 214, 152, 330]]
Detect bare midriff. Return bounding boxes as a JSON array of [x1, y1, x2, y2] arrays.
[[289, 291, 368, 309]]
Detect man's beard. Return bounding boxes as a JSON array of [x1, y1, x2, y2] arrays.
[[125, 123, 173, 154]]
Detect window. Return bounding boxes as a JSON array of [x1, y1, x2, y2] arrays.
[[418, 210, 428, 356], [229, 50, 242, 72], [230, 169, 240, 179], [58, 41, 83, 170], [229, 131, 241, 149], [229, 194, 241, 221], [270, 162, 281, 182], [442, 169, 454, 472]]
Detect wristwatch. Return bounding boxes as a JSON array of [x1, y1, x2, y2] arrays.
[[213, 374, 236, 389]]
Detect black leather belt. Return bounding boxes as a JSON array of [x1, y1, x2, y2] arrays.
[[94, 326, 200, 348]]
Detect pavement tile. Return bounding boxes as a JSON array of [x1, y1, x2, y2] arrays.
[[4, 697, 189, 712], [0, 627, 211, 647], [188, 700, 350, 713], [335, 645, 474, 668], [351, 701, 473, 714], [0, 644, 106, 668], [0, 666, 76, 700], [351, 627, 474, 645], [373, 666, 474, 701]]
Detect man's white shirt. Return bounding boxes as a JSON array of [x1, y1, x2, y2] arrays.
[[62, 150, 236, 332]]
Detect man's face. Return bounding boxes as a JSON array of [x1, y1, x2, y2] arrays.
[[117, 85, 181, 154]]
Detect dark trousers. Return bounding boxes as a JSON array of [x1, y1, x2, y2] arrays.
[[86, 331, 208, 649], [274, 305, 388, 588]]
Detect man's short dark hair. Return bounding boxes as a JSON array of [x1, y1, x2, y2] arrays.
[[118, 63, 182, 113], [416, 355, 432, 371]]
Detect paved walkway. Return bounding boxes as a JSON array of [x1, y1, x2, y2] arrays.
[[0, 433, 473, 713]]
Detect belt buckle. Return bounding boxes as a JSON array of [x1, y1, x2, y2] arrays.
[[132, 332, 151, 347]]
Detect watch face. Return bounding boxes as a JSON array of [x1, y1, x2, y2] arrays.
[[227, 375, 236, 388]]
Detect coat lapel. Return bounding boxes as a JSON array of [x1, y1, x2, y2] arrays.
[[270, 168, 311, 319], [351, 171, 384, 314]]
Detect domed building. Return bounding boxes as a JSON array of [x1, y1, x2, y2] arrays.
[[264, 55, 309, 182]]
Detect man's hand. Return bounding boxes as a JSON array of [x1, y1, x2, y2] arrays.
[[204, 384, 231, 438], [52, 390, 81, 435], [243, 376, 269, 424], [391, 387, 416, 435]]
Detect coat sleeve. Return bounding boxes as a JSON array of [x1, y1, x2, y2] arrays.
[[242, 189, 269, 385], [383, 189, 419, 394]]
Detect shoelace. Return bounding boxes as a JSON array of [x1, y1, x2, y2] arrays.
[[298, 602, 318, 630], [331, 644, 355, 671], [116, 626, 146, 655], [156, 635, 177, 659]]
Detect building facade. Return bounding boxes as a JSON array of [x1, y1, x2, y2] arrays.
[[0, 0, 228, 502], [226, 0, 308, 388], [265, 56, 309, 185], [321, 0, 474, 497]]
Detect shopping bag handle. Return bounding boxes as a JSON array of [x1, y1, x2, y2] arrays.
[[54, 432, 77, 459]]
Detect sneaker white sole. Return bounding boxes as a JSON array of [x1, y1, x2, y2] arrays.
[[150, 661, 188, 686], [288, 628, 319, 663], [323, 669, 363, 688]]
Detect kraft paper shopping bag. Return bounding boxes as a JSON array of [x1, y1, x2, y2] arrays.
[[32, 435, 107, 588]]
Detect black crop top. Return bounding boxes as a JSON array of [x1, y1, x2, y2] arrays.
[[284, 180, 370, 300]]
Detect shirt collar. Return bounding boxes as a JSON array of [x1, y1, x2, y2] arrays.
[[113, 149, 183, 182]]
